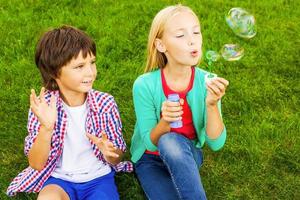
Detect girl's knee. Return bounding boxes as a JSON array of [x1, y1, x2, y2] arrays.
[[158, 133, 191, 160]]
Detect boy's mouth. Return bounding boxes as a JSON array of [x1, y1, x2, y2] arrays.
[[82, 80, 92, 84]]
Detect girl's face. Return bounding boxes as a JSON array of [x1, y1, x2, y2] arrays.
[[157, 11, 202, 68]]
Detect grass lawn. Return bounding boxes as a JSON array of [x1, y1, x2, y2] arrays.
[[0, 0, 299, 199]]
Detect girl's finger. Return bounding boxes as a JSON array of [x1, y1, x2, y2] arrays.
[[164, 106, 182, 112], [210, 80, 225, 93], [163, 111, 183, 118], [217, 77, 229, 87], [166, 101, 181, 107], [206, 87, 217, 97], [164, 116, 182, 122], [206, 82, 221, 96]]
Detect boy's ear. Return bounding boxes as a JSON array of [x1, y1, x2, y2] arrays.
[[155, 38, 166, 53]]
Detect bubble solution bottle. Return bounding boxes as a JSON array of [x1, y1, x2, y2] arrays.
[[167, 94, 183, 128]]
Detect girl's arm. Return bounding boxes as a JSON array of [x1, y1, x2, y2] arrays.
[[150, 101, 183, 145], [205, 77, 229, 139]]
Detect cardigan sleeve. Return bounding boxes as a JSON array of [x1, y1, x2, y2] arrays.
[[132, 77, 158, 151], [203, 100, 227, 151]]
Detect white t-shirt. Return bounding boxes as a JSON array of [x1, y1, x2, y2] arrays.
[[51, 100, 111, 183]]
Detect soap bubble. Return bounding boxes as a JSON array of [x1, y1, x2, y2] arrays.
[[225, 7, 256, 39], [205, 50, 221, 62], [221, 44, 244, 61]]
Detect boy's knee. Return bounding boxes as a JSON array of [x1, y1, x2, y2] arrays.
[[38, 185, 69, 200]]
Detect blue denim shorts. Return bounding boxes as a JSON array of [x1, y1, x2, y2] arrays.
[[42, 170, 119, 200]]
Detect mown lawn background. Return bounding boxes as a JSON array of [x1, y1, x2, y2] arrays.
[[0, 0, 299, 199]]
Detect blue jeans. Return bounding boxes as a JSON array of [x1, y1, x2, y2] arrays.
[[135, 132, 207, 200]]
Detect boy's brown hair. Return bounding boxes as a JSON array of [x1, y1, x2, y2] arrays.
[[35, 25, 96, 90]]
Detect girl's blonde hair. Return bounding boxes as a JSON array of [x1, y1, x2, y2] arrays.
[[144, 4, 198, 73]]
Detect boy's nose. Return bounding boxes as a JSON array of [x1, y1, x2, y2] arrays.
[[85, 65, 95, 76]]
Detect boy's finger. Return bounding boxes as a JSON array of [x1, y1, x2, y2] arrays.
[[31, 89, 39, 105], [50, 95, 56, 109], [30, 93, 37, 107], [105, 151, 119, 158], [101, 131, 108, 141], [86, 133, 99, 143], [39, 87, 45, 103]]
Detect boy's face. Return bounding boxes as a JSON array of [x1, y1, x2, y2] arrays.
[[157, 11, 202, 67], [55, 50, 97, 98]]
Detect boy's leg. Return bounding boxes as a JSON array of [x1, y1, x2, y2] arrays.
[[39, 176, 74, 200], [82, 171, 119, 200], [135, 154, 180, 200], [38, 184, 70, 200], [157, 132, 207, 200]]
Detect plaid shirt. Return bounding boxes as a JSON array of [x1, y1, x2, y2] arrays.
[[7, 89, 133, 196]]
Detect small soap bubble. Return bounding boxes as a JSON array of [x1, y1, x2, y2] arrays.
[[225, 7, 256, 39], [205, 50, 221, 62], [221, 44, 244, 61]]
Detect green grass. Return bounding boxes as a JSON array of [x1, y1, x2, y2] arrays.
[[0, 0, 299, 199]]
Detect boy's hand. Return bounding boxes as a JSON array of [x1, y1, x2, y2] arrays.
[[86, 131, 120, 161], [206, 77, 229, 106], [30, 87, 57, 131], [161, 99, 184, 123]]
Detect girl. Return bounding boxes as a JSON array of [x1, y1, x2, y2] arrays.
[[130, 5, 229, 200]]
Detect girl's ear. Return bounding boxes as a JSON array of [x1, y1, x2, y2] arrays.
[[155, 38, 166, 53]]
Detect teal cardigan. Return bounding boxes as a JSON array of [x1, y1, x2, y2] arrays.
[[130, 67, 226, 163]]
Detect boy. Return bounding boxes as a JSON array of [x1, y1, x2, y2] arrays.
[[7, 25, 132, 200]]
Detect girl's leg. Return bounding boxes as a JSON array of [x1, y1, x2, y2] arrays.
[[38, 184, 70, 200], [158, 132, 207, 200], [135, 154, 180, 200]]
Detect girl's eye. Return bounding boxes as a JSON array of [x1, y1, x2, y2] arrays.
[[91, 61, 96, 64], [176, 35, 184, 38], [194, 32, 200, 34]]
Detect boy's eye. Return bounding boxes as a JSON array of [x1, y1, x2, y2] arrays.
[[194, 32, 200, 34], [176, 35, 184, 38], [75, 65, 84, 69], [91, 61, 96, 64]]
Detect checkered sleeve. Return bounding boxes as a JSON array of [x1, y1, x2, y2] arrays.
[[24, 109, 40, 156], [105, 99, 126, 152]]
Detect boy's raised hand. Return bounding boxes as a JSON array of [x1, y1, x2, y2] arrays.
[[30, 87, 57, 130], [86, 131, 120, 161], [206, 77, 229, 106]]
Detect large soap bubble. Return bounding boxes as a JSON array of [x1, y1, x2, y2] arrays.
[[221, 44, 244, 61], [225, 7, 256, 39]]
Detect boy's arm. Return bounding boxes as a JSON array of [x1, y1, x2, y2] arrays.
[[28, 125, 53, 171], [26, 88, 57, 171], [88, 97, 126, 165]]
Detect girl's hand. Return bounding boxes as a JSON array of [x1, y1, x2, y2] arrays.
[[161, 99, 184, 123], [30, 87, 57, 130], [86, 132, 120, 160], [206, 77, 229, 106]]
